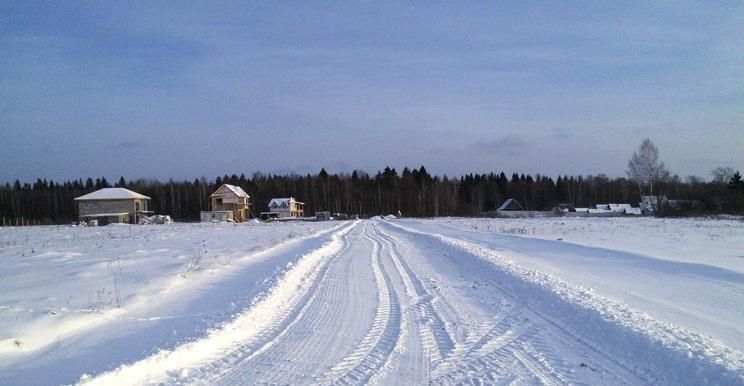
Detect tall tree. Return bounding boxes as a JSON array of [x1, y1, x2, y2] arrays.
[[711, 166, 736, 184], [627, 138, 670, 196]]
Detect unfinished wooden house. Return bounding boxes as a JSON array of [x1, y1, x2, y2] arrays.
[[201, 184, 251, 222], [74, 188, 152, 225]]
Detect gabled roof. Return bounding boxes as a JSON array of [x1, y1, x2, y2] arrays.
[[268, 197, 304, 208], [497, 198, 523, 211], [269, 198, 291, 208], [75, 188, 150, 201], [212, 184, 249, 198]]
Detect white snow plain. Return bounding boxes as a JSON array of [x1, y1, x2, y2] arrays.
[[0, 217, 742, 385]]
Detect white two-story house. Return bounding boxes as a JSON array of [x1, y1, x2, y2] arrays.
[[262, 197, 305, 219]]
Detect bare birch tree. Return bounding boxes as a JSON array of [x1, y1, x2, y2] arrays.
[[627, 139, 670, 196], [711, 166, 735, 184]]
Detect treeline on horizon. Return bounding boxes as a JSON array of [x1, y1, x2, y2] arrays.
[[1, 166, 743, 225]]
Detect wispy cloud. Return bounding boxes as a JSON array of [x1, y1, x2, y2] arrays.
[[112, 140, 148, 150], [466, 134, 531, 156]]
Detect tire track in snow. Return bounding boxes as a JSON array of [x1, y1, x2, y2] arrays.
[[382, 221, 649, 385], [314, 224, 402, 385], [427, 241, 656, 385], [429, 310, 529, 381], [76, 221, 359, 386], [209, 223, 373, 385], [419, 298, 572, 385], [374, 226, 456, 368], [189, 230, 354, 385]]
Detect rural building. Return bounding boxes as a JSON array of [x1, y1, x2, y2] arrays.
[[201, 184, 251, 222], [640, 195, 668, 213], [608, 203, 632, 212], [587, 203, 641, 215], [200, 211, 234, 223], [497, 198, 524, 211], [262, 197, 305, 219], [558, 203, 576, 212], [315, 211, 331, 221], [74, 188, 152, 225]]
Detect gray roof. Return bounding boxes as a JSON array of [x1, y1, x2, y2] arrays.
[[74, 188, 150, 201], [268, 197, 303, 208]]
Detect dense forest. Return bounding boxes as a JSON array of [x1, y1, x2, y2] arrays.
[[1, 166, 743, 225]]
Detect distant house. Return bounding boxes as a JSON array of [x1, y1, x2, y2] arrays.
[[200, 210, 234, 223], [608, 203, 633, 212], [640, 195, 667, 213], [497, 198, 524, 211], [591, 203, 641, 215], [74, 188, 152, 225], [558, 203, 575, 212], [261, 197, 305, 219], [201, 184, 250, 222], [595, 204, 611, 211], [624, 207, 643, 215]]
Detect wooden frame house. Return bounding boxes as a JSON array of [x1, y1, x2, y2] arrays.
[[202, 184, 251, 222]]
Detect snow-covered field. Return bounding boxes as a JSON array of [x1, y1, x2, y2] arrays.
[[0, 218, 742, 385], [438, 217, 744, 273]]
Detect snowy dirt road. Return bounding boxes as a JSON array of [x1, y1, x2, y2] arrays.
[[74, 220, 743, 386]]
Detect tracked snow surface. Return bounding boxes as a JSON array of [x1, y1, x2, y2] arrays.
[[0, 218, 742, 385]]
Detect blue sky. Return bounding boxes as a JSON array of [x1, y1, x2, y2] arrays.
[[1, 1, 742, 182]]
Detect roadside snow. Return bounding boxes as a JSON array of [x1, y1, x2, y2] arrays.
[[396, 218, 744, 348], [388, 220, 744, 384], [0, 221, 338, 383]]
